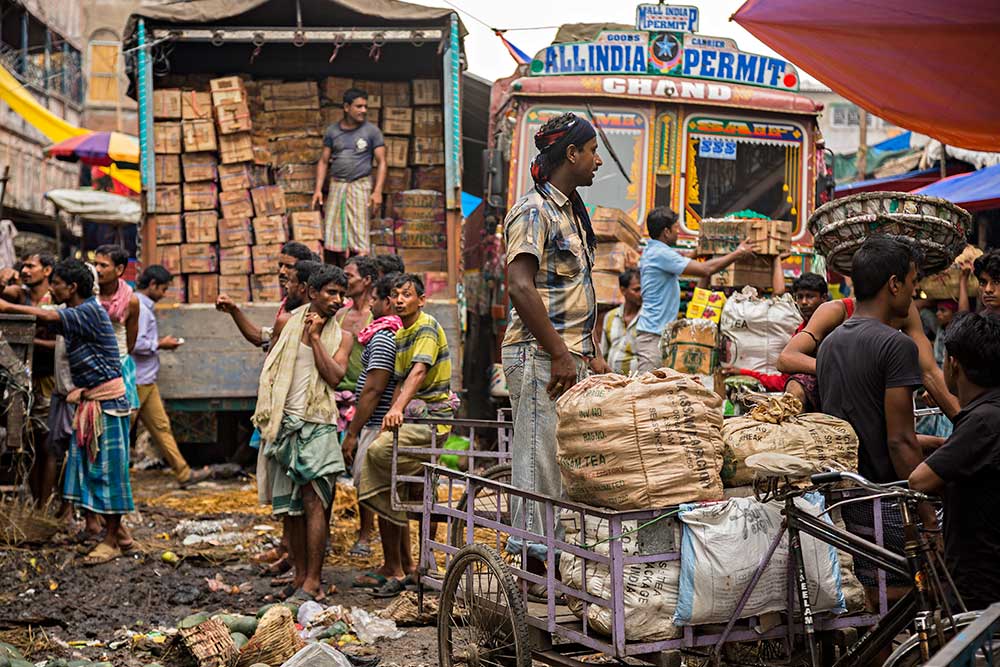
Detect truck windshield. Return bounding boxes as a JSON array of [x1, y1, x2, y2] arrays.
[[516, 104, 650, 225]]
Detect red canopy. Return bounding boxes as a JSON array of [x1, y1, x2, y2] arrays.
[[732, 0, 1000, 151]]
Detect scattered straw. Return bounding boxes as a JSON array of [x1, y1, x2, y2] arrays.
[[0, 626, 55, 659], [0, 498, 63, 546]]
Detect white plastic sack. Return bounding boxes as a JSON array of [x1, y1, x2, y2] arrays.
[[674, 494, 845, 626], [279, 643, 352, 667], [720, 287, 802, 373]]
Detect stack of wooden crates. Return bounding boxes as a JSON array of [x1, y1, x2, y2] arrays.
[[696, 217, 792, 290], [590, 207, 642, 306]]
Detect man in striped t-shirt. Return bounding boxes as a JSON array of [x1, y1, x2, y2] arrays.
[[358, 273, 455, 597]]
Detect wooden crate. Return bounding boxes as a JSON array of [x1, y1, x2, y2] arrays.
[[593, 270, 624, 306], [187, 274, 219, 304], [710, 255, 775, 291], [219, 244, 252, 275], [262, 81, 318, 98], [289, 210, 322, 241], [413, 107, 443, 137], [219, 132, 254, 164], [210, 76, 246, 106], [252, 243, 283, 274], [183, 182, 218, 211], [180, 243, 219, 274], [268, 137, 324, 165], [218, 163, 252, 191], [215, 102, 252, 134], [159, 244, 182, 274], [263, 95, 319, 112], [413, 166, 445, 191], [285, 193, 313, 211], [162, 275, 186, 304], [412, 79, 441, 106], [155, 184, 182, 213], [181, 152, 218, 182], [183, 120, 217, 152], [382, 107, 413, 135], [696, 218, 792, 257], [219, 188, 255, 220], [382, 81, 410, 107], [218, 274, 251, 302], [181, 90, 212, 120], [275, 163, 316, 195], [152, 214, 183, 244], [184, 210, 218, 243], [353, 81, 382, 108], [153, 88, 182, 119], [594, 242, 640, 273], [397, 248, 447, 272], [218, 217, 253, 248], [320, 106, 344, 127], [252, 215, 288, 244], [251, 134, 271, 165], [251, 274, 281, 302], [385, 167, 412, 193], [410, 136, 444, 165], [251, 186, 285, 216], [321, 76, 354, 104], [259, 109, 322, 132], [153, 122, 182, 154], [591, 207, 642, 246], [385, 137, 409, 168], [154, 154, 181, 184], [210, 75, 244, 93]]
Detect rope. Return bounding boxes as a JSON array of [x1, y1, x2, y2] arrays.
[[580, 508, 682, 550]]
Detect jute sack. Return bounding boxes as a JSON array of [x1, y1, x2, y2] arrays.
[[721, 393, 858, 488], [556, 369, 725, 510]]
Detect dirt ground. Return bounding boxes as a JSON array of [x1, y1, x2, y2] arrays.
[[0, 470, 438, 667]]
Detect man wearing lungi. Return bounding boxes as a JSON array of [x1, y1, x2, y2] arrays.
[[253, 265, 354, 601], [0, 259, 134, 564], [312, 88, 387, 257]]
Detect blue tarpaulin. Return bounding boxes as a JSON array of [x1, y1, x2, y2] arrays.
[[913, 163, 1000, 212], [835, 167, 941, 196], [461, 191, 482, 218], [871, 131, 912, 152]]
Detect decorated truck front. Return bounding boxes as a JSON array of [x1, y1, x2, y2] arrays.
[[486, 5, 824, 289]]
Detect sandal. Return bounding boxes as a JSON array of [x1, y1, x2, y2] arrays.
[[370, 577, 407, 598], [81, 542, 122, 566], [353, 571, 388, 589], [348, 541, 373, 558], [276, 583, 298, 600]]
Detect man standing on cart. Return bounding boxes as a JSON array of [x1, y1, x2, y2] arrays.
[[501, 113, 609, 583]]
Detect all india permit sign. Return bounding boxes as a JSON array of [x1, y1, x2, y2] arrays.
[[530, 32, 649, 76], [636, 4, 700, 32]]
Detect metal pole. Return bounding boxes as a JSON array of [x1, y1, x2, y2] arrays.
[[856, 108, 868, 179], [137, 19, 155, 211], [20, 11, 28, 78], [939, 144, 947, 179]]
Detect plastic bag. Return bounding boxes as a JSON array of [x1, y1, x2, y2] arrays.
[[279, 642, 352, 667]]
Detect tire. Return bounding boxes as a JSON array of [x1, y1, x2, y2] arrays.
[[883, 611, 996, 667], [438, 543, 532, 667], [448, 463, 513, 550]]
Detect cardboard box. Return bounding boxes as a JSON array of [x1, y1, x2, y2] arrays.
[[289, 210, 322, 241], [181, 90, 212, 120], [210, 76, 244, 93], [152, 214, 182, 244], [381, 107, 413, 135], [219, 244, 253, 275], [385, 137, 409, 168], [710, 256, 775, 291], [410, 136, 444, 165], [180, 243, 219, 274], [219, 188, 255, 220], [664, 319, 718, 376], [182, 119, 217, 152], [218, 217, 253, 248], [155, 184, 182, 213], [159, 244, 181, 275], [215, 101, 252, 134], [594, 242, 640, 273], [413, 166, 444, 191], [251, 186, 285, 216], [219, 132, 254, 164], [162, 275, 186, 304], [413, 107, 443, 137], [154, 154, 181, 184], [353, 81, 382, 108], [252, 215, 288, 244], [184, 210, 218, 243], [412, 79, 441, 106], [181, 152, 217, 182], [382, 81, 411, 107], [252, 243, 283, 274], [591, 207, 642, 246], [182, 181, 218, 211], [153, 122, 182, 154], [153, 89, 182, 119], [592, 270, 623, 306], [186, 274, 219, 304], [696, 218, 792, 257], [321, 77, 354, 104], [217, 163, 253, 191], [251, 274, 281, 302], [385, 167, 412, 193], [218, 274, 251, 302]]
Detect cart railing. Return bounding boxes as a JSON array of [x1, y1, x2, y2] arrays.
[[924, 603, 1000, 667]]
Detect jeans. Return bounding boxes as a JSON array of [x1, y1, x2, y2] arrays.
[[501, 342, 587, 560]]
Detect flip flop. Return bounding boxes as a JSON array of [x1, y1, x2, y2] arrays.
[[81, 542, 122, 566], [370, 577, 407, 598], [348, 541, 373, 558], [353, 571, 388, 589]]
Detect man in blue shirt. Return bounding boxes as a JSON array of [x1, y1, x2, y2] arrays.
[[634, 207, 755, 373]]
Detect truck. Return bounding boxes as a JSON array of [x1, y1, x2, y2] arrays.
[[121, 0, 465, 452]]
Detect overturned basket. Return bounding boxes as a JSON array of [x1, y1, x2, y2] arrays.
[[178, 618, 238, 667], [808, 192, 970, 275], [234, 605, 303, 667]]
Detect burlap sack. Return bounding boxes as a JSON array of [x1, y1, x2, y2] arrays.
[[556, 369, 725, 510], [721, 394, 858, 487]]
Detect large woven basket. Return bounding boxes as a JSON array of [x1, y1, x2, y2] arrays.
[[235, 606, 303, 667], [808, 192, 970, 275], [179, 618, 238, 667]]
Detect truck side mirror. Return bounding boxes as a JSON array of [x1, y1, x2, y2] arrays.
[[483, 148, 506, 209]]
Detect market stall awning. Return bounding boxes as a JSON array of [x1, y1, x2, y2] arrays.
[[732, 0, 1000, 151], [835, 167, 944, 198], [44, 189, 142, 225], [913, 163, 1000, 212]]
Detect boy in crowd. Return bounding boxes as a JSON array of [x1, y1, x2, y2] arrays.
[[358, 273, 455, 597], [342, 273, 401, 572], [601, 268, 641, 375], [132, 265, 209, 488], [253, 265, 354, 601], [93, 245, 140, 412], [974, 249, 999, 315], [0, 259, 134, 564], [910, 312, 1000, 610]]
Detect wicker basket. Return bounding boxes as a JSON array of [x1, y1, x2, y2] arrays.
[[235, 606, 304, 667], [178, 618, 238, 667], [808, 192, 970, 275]]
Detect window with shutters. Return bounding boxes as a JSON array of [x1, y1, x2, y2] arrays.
[[86, 40, 119, 104]]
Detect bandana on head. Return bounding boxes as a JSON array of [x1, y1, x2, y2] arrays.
[[530, 114, 598, 251]]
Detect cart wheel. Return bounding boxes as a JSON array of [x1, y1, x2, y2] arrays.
[[448, 463, 512, 551], [438, 543, 531, 667]]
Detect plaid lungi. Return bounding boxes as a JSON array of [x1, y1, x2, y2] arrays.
[[63, 412, 134, 514], [265, 415, 345, 517], [121, 354, 139, 410], [324, 177, 371, 254]]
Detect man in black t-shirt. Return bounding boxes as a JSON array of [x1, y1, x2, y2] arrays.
[[910, 312, 1000, 610]]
